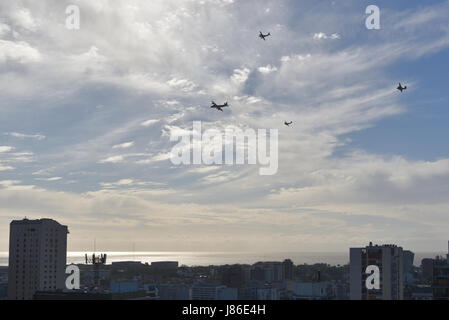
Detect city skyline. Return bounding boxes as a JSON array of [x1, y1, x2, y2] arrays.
[[2, 217, 449, 300], [1, 0, 449, 253]]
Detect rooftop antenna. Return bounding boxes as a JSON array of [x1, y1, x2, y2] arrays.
[[84, 252, 107, 288]]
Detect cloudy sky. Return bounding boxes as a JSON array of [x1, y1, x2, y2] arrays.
[[1, 0, 449, 253]]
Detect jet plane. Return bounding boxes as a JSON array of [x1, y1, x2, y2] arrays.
[[259, 31, 271, 41], [284, 121, 293, 127], [397, 83, 407, 92], [210, 101, 229, 112]]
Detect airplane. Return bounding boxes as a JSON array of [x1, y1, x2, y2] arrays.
[[397, 83, 407, 92], [210, 101, 229, 112], [284, 121, 293, 127], [259, 31, 271, 41]]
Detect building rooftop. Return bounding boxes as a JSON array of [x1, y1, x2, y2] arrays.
[[10, 218, 69, 232]]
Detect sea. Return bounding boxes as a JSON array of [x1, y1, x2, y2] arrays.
[[0, 251, 444, 267]]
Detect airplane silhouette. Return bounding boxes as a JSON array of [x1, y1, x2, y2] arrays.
[[397, 83, 407, 92], [210, 101, 229, 112], [284, 121, 293, 127], [259, 31, 271, 41]]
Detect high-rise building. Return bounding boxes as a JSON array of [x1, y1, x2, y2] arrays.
[[432, 241, 449, 300], [350, 243, 404, 300], [8, 218, 68, 300], [282, 259, 294, 281], [403, 250, 415, 283], [421, 259, 434, 280]]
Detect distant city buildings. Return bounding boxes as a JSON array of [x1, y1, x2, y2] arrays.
[[7, 218, 68, 300], [191, 283, 238, 300], [158, 284, 191, 300], [151, 261, 179, 271], [251, 261, 286, 283], [350, 243, 404, 300], [0, 266, 7, 300], [4, 217, 449, 301], [288, 281, 332, 300]]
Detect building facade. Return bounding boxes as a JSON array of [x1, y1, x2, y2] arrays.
[[8, 218, 68, 300], [191, 283, 238, 300], [432, 242, 449, 300], [350, 243, 404, 300]]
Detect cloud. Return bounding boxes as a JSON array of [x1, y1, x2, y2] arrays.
[[0, 0, 449, 252], [10, 7, 38, 31], [166, 77, 197, 92], [0, 23, 11, 36], [141, 119, 160, 127], [258, 65, 278, 74], [100, 179, 135, 188], [313, 32, 340, 40], [231, 68, 251, 84], [0, 146, 14, 153], [0, 40, 41, 64], [113, 141, 135, 149], [5, 132, 46, 140], [98, 156, 125, 164], [36, 177, 62, 182]]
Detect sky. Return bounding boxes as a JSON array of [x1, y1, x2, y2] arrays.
[[0, 0, 449, 253]]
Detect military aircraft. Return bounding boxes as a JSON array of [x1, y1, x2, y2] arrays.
[[259, 31, 271, 41], [397, 83, 407, 92], [210, 101, 229, 112], [284, 121, 293, 127]]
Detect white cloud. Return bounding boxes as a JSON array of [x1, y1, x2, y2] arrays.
[[0, 40, 41, 63], [6, 132, 45, 140], [258, 65, 278, 74], [166, 77, 197, 92], [10, 8, 38, 31], [0, 146, 14, 153], [231, 68, 251, 84], [313, 32, 340, 40], [36, 177, 62, 182], [98, 156, 125, 164], [100, 179, 135, 188], [141, 119, 160, 127], [113, 141, 135, 149]]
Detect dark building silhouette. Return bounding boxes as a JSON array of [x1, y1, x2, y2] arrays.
[[422, 258, 434, 280], [283, 259, 294, 281], [221, 265, 245, 288]]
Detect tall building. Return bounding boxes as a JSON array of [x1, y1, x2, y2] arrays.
[[8, 218, 68, 300], [350, 243, 404, 300], [403, 250, 415, 283], [432, 241, 449, 300], [421, 259, 434, 281], [282, 259, 294, 281]]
